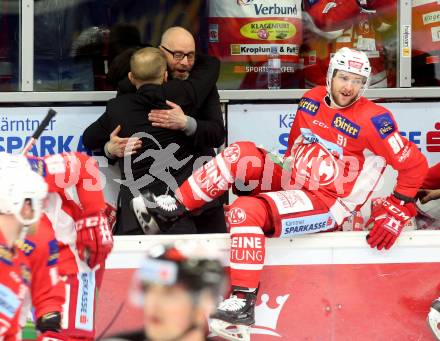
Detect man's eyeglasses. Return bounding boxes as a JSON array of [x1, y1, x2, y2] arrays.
[[160, 45, 195, 62]]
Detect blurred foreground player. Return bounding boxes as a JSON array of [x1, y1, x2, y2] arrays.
[[104, 244, 225, 341]]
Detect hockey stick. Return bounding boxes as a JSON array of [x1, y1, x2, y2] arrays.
[[21, 108, 57, 155]]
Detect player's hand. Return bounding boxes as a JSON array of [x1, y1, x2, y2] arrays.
[[366, 195, 417, 250], [418, 188, 440, 204], [148, 100, 188, 130], [105, 125, 142, 158], [75, 212, 114, 268]]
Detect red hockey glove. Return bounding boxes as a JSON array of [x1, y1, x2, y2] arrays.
[[37, 331, 68, 341], [75, 212, 114, 268], [366, 195, 417, 250]]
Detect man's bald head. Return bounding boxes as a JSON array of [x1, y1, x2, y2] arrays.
[[160, 27, 196, 80], [129, 47, 167, 86], [160, 27, 195, 50]]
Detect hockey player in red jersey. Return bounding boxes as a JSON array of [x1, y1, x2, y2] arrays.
[[26, 152, 113, 341], [137, 47, 428, 340], [0, 152, 48, 340]]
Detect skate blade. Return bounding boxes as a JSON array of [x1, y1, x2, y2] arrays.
[[427, 307, 440, 340], [210, 318, 251, 341]]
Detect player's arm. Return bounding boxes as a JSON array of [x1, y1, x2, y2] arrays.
[[40, 152, 104, 210], [28, 219, 64, 320], [67, 152, 114, 268], [24, 218, 65, 333], [365, 110, 428, 250], [367, 111, 428, 200], [41, 152, 114, 268]]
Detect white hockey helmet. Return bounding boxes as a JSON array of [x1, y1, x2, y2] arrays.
[[326, 47, 372, 103], [0, 152, 48, 225]]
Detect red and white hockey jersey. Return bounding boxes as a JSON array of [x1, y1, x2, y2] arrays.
[[284, 86, 428, 224], [27, 152, 106, 275]]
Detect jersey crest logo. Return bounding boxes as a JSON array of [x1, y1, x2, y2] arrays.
[[228, 207, 247, 225], [292, 143, 339, 186], [371, 113, 395, 139], [298, 97, 320, 116], [16, 239, 36, 256], [332, 114, 360, 138]]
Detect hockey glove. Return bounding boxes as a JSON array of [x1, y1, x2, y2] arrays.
[[366, 195, 417, 250], [75, 212, 114, 268]]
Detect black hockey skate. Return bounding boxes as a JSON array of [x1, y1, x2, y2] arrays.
[[427, 297, 440, 340], [209, 287, 258, 341], [130, 191, 187, 234]]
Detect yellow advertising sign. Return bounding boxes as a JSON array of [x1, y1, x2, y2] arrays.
[[240, 20, 296, 40]]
